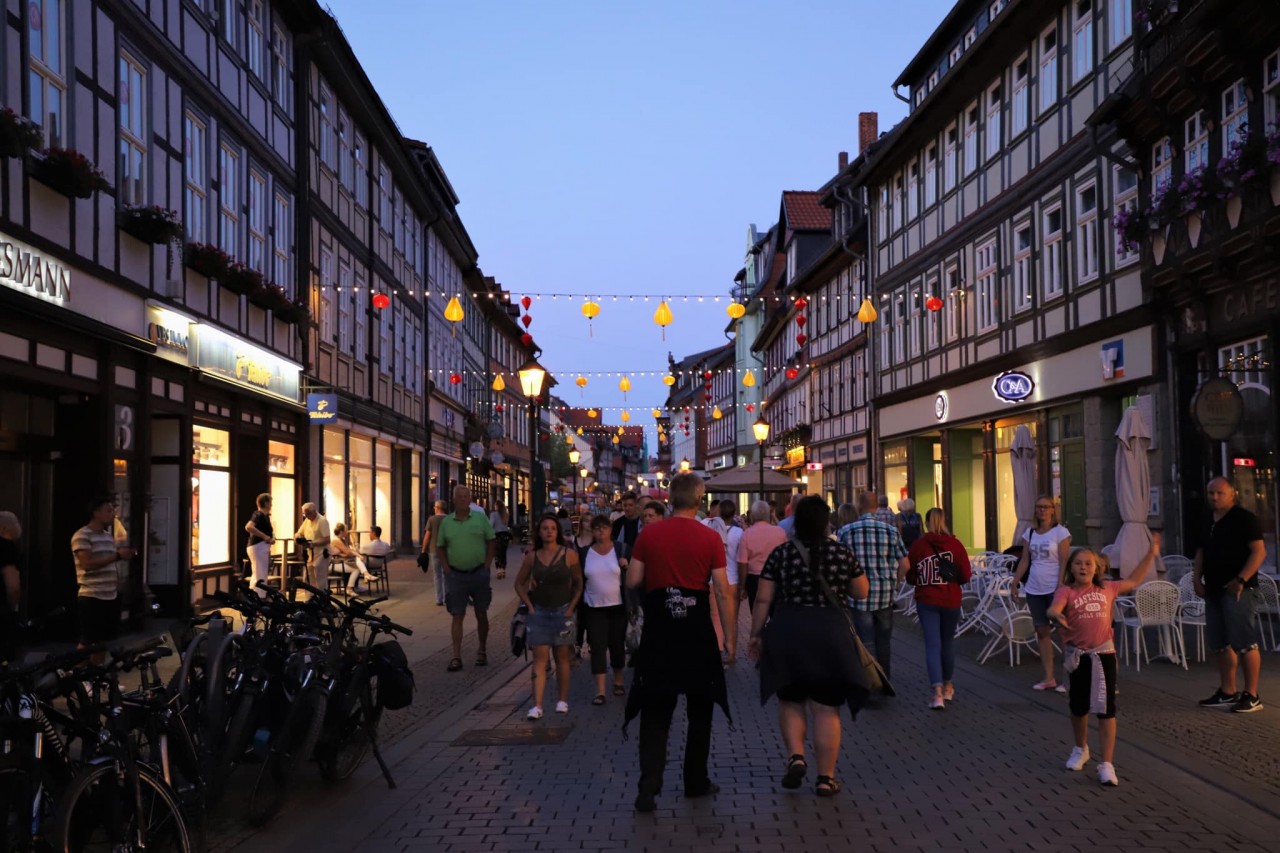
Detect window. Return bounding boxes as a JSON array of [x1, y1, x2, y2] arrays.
[[924, 144, 938, 207], [1222, 79, 1248, 150], [272, 191, 291, 291], [986, 82, 1002, 158], [950, 44, 963, 67], [271, 24, 292, 110], [27, 0, 66, 145], [378, 164, 392, 230], [892, 173, 904, 232], [1113, 165, 1139, 268], [379, 301, 392, 376], [914, 89, 925, 109], [1151, 137, 1172, 193], [337, 109, 353, 190], [248, 169, 267, 272], [1013, 222, 1032, 312], [318, 84, 335, 167], [1039, 25, 1059, 113], [1265, 49, 1280, 126], [964, 27, 977, 49], [963, 104, 979, 175], [118, 51, 147, 207], [1073, 1, 1094, 84], [1043, 205, 1063, 298], [877, 184, 889, 237], [926, 278, 941, 348], [928, 70, 938, 89], [320, 249, 334, 342], [1076, 183, 1098, 283], [976, 240, 999, 332], [907, 160, 919, 221], [354, 270, 367, 362], [184, 113, 208, 242], [879, 296, 892, 366], [892, 293, 905, 363], [219, 0, 240, 50], [353, 132, 368, 208], [908, 290, 922, 357], [1185, 110, 1209, 174], [1012, 57, 1029, 136], [945, 266, 961, 341], [944, 124, 958, 191], [990, 0, 1006, 18], [246, 0, 265, 78], [1109, 0, 1132, 50], [338, 261, 351, 353], [218, 144, 239, 259]]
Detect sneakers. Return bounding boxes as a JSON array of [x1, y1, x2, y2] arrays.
[[929, 694, 945, 710], [526, 706, 543, 720], [1199, 689, 1241, 708], [1054, 683, 1068, 694], [1097, 762, 1119, 786], [1032, 679, 1059, 691], [1231, 693, 1264, 713], [1064, 745, 1090, 771], [554, 700, 570, 714], [942, 684, 956, 702]]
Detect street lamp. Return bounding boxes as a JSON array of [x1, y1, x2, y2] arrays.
[[518, 354, 548, 518], [580, 466, 589, 508], [680, 457, 691, 472], [752, 414, 771, 505], [568, 447, 581, 508]]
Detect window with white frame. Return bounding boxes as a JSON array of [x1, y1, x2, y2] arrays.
[[1013, 222, 1032, 312], [963, 104, 979, 175], [986, 81, 1002, 158], [246, 0, 265, 78], [924, 144, 938, 207], [219, 0, 240, 50], [945, 266, 961, 341], [926, 277, 941, 348], [184, 113, 208, 242], [976, 241, 999, 332], [914, 89, 925, 109], [907, 160, 919, 221], [990, 0, 1006, 19], [1076, 183, 1098, 283], [1222, 79, 1249, 149], [354, 272, 367, 360], [338, 109, 352, 190], [944, 124, 958, 191], [1043, 205, 1064, 298], [318, 84, 335, 167], [354, 132, 368, 208], [1073, 1, 1094, 84], [218, 144, 239, 260], [965, 27, 977, 49], [248, 169, 267, 272], [1265, 49, 1280, 126], [1039, 25, 1059, 113], [378, 164, 392, 231], [271, 23, 292, 111], [338, 260, 351, 353], [892, 293, 906, 363], [272, 191, 291, 290], [1184, 111, 1209, 174], [1151, 137, 1172, 193], [892, 172, 904, 231], [1109, 0, 1132, 50], [908, 290, 922, 357], [394, 189, 407, 254], [379, 303, 392, 376], [1012, 57, 1029, 136], [878, 184, 889, 237], [27, 0, 66, 146], [879, 297, 893, 365], [950, 44, 963, 67], [118, 51, 147, 207], [320, 249, 334, 342], [1113, 165, 1139, 267], [928, 70, 939, 89]]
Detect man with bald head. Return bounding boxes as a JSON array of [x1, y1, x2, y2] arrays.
[[294, 501, 331, 592], [436, 485, 496, 672], [1194, 477, 1266, 713]]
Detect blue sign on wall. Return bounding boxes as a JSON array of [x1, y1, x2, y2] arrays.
[[992, 370, 1035, 404], [307, 393, 338, 422]]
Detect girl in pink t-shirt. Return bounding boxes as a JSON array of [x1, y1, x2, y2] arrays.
[[1047, 534, 1160, 788]]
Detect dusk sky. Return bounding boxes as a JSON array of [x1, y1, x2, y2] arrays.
[[327, 0, 955, 448]]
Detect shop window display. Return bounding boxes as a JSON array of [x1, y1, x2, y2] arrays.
[[1218, 338, 1277, 568], [192, 426, 231, 566]]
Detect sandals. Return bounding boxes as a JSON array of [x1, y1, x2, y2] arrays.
[[815, 776, 841, 797], [781, 754, 807, 789], [447, 658, 463, 672], [476, 651, 488, 667], [592, 694, 606, 706], [612, 684, 626, 697]]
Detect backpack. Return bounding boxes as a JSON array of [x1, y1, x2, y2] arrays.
[[370, 640, 415, 710], [900, 512, 923, 547], [510, 602, 529, 658]]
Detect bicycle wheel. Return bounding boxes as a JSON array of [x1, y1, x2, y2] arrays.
[[203, 633, 244, 747], [316, 682, 380, 783], [54, 762, 191, 853], [214, 689, 259, 794], [245, 688, 324, 827], [0, 767, 36, 852]]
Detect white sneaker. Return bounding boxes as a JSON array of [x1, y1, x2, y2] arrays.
[[1065, 745, 1090, 771], [1097, 762, 1119, 786], [554, 701, 569, 714], [1054, 683, 1068, 694], [929, 695, 945, 710], [526, 706, 543, 720]]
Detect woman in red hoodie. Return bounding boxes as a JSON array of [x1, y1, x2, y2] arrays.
[[905, 508, 972, 710]]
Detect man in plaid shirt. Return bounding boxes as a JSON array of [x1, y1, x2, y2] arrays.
[[837, 491, 909, 681]]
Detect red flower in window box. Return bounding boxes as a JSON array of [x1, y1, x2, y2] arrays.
[[29, 147, 109, 199], [119, 205, 183, 245], [223, 262, 265, 297], [184, 242, 231, 280], [0, 108, 43, 159]]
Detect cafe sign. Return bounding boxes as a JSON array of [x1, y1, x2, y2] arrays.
[[189, 323, 301, 404], [0, 232, 71, 305], [1191, 377, 1244, 441]]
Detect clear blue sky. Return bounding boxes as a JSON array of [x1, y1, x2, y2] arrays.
[[327, 0, 955, 450]]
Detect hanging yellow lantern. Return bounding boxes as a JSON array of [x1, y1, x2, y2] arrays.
[[652, 408, 662, 418], [581, 300, 601, 336], [443, 296, 465, 336], [565, 434, 573, 445], [857, 297, 878, 323], [742, 369, 756, 388], [575, 376, 588, 397], [491, 374, 505, 392], [653, 300, 673, 339], [620, 410, 631, 422], [663, 374, 676, 387], [612, 435, 620, 445], [617, 426, 625, 436], [712, 406, 723, 420], [587, 408, 598, 418], [619, 376, 631, 399], [726, 302, 746, 320], [576, 426, 583, 435]]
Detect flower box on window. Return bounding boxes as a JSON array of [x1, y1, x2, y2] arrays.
[[119, 205, 183, 245], [274, 297, 309, 325], [184, 242, 230, 280], [1215, 131, 1264, 199], [28, 148, 109, 199], [1113, 206, 1144, 255], [223, 262, 264, 297], [0, 108, 43, 159]]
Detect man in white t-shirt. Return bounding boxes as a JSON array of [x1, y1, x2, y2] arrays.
[[294, 502, 332, 591]]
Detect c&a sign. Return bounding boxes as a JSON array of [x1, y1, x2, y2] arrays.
[[992, 370, 1035, 404]]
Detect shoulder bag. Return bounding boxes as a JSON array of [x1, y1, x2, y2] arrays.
[[796, 543, 894, 697], [928, 541, 962, 584]]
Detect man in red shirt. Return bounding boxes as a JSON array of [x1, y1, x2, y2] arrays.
[[625, 473, 735, 812]]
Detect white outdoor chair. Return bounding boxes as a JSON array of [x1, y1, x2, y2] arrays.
[[1256, 574, 1280, 651], [1118, 580, 1186, 671], [957, 572, 1008, 637], [1100, 543, 1120, 570], [1176, 573, 1207, 663], [1162, 555, 1194, 583], [977, 577, 1040, 666]]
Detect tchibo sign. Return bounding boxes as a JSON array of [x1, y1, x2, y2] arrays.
[[0, 233, 71, 305]]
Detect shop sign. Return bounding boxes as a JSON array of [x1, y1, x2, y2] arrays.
[[850, 440, 867, 461], [992, 370, 1035, 403], [805, 462, 824, 472], [1210, 281, 1277, 335], [786, 446, 806, 467], [1190, 377, 1244, 441], [306, 393, 338, 423], [190, 323, 301, 404], [0, 232, 71, 305], [934, 391, 949, 421], [146, 304, 193, 364], [1101, 340, 1125, 380]]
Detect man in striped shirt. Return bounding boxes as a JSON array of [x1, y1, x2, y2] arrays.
[[71, 496, 135, 660], [836, 491, 909, 682]]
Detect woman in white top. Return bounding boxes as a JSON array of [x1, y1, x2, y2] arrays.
[[581, 514, 628, 704], [1012, 495, 1072, 691]]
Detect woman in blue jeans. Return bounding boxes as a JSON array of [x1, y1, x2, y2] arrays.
[[905, 508, 972, 710]]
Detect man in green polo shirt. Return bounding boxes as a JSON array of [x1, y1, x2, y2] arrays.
[[437, 485, 495, 672]]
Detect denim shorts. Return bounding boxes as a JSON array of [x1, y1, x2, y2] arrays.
[[525, 604, 576, 647], [445, 567, 492, 616], [1204, 587, 1260, 653], [1024, 593, 1055, 628]]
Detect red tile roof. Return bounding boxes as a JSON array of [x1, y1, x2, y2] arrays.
[[782, 191, 831, 231]]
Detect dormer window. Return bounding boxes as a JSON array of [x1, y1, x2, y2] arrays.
[[964, 27, 977, 49], [950, 44, 963, 66]]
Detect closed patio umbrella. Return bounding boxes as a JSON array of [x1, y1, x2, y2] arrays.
[[1010, 425, 1036, 550], [1114, 405, 1157, 579]]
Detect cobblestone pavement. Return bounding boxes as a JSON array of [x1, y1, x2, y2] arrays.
[[226, 602, 1280, 853]]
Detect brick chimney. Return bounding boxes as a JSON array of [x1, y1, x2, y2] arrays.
[[858, 112, 879, 154], [838, 151, 849, 170]]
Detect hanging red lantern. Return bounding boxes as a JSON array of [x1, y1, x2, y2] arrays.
[[704, 394, 712, 402], [520, 333, 533, 347], [521, 296, 532, 310], [372, 292, 390, 310], [521, 314, 532, 328], [449, 373, 462, 385], [703, 371, 712, 380], [796, 333, 808, 347], [704, 382, 712, 392], [795, 297, 808, 310], [746, 404, 755, 412], [796, 315, 807, 328], [786, 366, 799, 380], [926, 295, 943, 312], [494, 404, 504, 413]]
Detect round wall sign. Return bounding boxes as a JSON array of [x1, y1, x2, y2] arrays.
[[1191, 377, 1244, 441], [934, 392, 949, 421], [469, 441, 485, 458], [992, 370, 1036, 404]]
